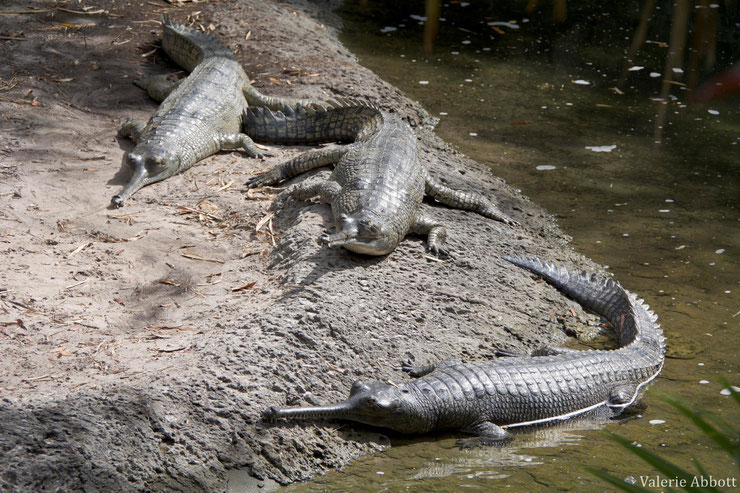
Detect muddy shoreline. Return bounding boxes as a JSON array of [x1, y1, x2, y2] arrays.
[[0, 0, 601, 490]]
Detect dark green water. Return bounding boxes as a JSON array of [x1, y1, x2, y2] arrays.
[[289, 1, 738, 490]]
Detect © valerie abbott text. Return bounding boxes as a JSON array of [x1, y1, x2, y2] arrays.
[[639, 475, 737, 488]]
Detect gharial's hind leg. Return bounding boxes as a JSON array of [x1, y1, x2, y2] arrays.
[[411, 211, 449, 257], [119, 118, 146, 143], [423, 168, 518, 225], [246, 145, 352, 188], [135, 74, 183, 102]]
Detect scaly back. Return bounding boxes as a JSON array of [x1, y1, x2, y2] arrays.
[[161, 15, 236, 72]]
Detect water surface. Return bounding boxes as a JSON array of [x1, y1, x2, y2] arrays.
[[290, 1, 738, 489]]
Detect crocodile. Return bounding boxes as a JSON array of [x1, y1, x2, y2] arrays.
[[262, 256, 665, 439], [112, 16, 327, 207], [244, 101, 517, 255]]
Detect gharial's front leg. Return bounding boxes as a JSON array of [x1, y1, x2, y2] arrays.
[[401, 358, 462, 378], [135, 74, 183, 102], [246, 145, 351, 188], [411, 212, 449, 257], [118, 118, 146, 143], [423, 168, 518, 226], [218, 133, 271, 159]]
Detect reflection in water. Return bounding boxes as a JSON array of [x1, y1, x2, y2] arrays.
[[288, 1, 738, 491]]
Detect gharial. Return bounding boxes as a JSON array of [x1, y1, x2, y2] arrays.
[[262, 256, 665, 440], [244, 100, 517, 255], [112, 16, 327, 207]]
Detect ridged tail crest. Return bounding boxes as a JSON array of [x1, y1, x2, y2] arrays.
[[504, 256, 665, 353], [243, 97, 384, 145], [161, 15, 236, 72]]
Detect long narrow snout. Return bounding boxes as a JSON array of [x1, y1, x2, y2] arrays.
[[111, 165, 149, 208], [263, 400, 354, 420]]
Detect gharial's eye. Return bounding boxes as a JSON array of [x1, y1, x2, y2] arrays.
[[363, 396, 379, 407]]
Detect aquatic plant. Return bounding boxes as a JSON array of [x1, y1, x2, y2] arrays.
[[584, 383, 740, 492]]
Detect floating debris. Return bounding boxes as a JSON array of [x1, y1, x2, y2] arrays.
[[699, 380, 709, 384], [536, 165, 556, 171], [720, 386, 740, 396], [573, 80, 590, 85], [585, 145, 617, 152], [409, 14, 427, 21], [628, 66, 644, 71], [708, 109, 719, 115], [439, 112, 448, 115], [462, 40, 471, 45], [715, 249, 725, 254], [649, 419, 665, 425], [469, 132, 478, 136], [650, 72, 661, 78], [419, 80, 429, 85], [659, 209, 670, 213], [380, 26, 397, 33], [487, 21, 520, 29], [672, 67, 684, 73]]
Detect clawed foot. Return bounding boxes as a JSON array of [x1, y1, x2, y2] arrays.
[[400, 359, 420, 377], [246, 173, 276, 188], [494, 349, 523, 358], [427, 244, 454, 259], [250, 148, 274, 160]]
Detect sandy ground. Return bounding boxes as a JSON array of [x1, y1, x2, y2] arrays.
[[0, 0, 601, 490]]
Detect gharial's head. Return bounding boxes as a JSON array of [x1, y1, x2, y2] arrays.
[[319, 212, 398, 256], [111, 146, 180, 208], [262, 379, 427, 434]]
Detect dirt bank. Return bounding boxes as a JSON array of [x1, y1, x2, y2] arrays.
[[0, 0, 600, 490]]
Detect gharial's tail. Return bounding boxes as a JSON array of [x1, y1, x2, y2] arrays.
[[160, 15, 236, 72], [503, 256, 665, 355], [243, 98, 384, 145]]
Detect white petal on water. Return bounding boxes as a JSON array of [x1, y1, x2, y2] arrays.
[[460, 1, 470, 6], [380, 26, 397, 33], [439, 112, 448, 116], [659, 209, 670, 213], [469, 132, 478, 136], [585, 145, 617, 152], [536, 165, 557, 170], [672, 67, 684, 73], [462, 40, 471, 45], [628, 66, 644, 71], [699, 380, 710, 384], [409, 14, 427, 21], [623, 233, 630, 237], [665, 199, 674, 202], [708, 109, 719, 115], [451, 51, 460, 55], [715, 249, 725, 254], [649, 419, 665, 425], [573, 79, 590, 85], [721, 386, 740, 396], [418, 80, 429, 85], [487, 21, 520, 29], [650, 72, 661, 78]]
